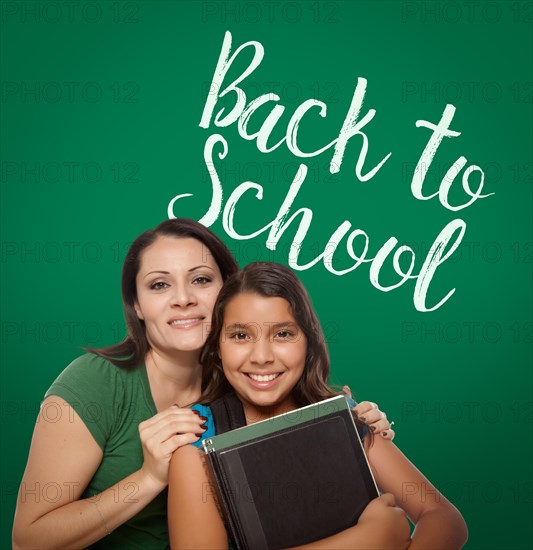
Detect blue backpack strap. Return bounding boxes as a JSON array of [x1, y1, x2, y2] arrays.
[[210, 391, 247, 434], [190, 404, 216, 448]]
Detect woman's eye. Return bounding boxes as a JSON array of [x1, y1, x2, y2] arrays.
[[231, 332, 248, 341], [150, 281, 169, 290], [193, 276, 212, 285]]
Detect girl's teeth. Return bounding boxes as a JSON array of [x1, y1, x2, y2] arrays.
[[249, 373, 279, 382]]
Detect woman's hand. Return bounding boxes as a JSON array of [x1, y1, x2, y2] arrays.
[[343, 386, 396, 440], [356, 493, 411, 549], [139, 405, 206, 489]]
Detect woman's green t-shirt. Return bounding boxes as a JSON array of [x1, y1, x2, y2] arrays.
[[45, 353, 167, 549]]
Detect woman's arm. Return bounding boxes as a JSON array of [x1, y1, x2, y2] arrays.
[[168, 447, 410, 550], [354, 400, 396, 439], [13, 396, 203, 549], [366, 436, 468, 550]]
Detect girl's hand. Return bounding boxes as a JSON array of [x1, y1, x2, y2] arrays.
[[138, 405, 206, 489], [343, 386, 396, 440], [357, 493, 411, 549]]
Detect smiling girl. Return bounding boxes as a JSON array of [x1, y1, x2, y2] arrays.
[[168, 262, 468, 550]]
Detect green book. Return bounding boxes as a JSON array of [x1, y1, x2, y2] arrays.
[[202, 395, 379, 550]]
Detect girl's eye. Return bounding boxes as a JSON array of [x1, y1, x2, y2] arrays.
[[275, 329, 297, 341], [150, 281, 169, 290], [231, 332, 249, 341], [193, 276, 212, 285]]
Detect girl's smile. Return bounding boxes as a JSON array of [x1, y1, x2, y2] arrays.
[[218, 293, 307, 420]]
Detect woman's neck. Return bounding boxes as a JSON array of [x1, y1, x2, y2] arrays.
[[145, 349, 203, 411]]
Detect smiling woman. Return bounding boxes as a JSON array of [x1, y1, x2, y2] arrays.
[[11, 219, 239, 550], [134, 237, 224, 359]]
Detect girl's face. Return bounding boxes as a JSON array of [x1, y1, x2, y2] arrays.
[[134, 236, 223, 356], [219, 293, 307, 418]]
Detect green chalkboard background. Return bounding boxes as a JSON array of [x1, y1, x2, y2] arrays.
[[1, 1, 532, 548]]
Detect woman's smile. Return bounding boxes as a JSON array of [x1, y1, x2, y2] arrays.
[[134, 236, 223, 355], [168, 316, 205, 328]]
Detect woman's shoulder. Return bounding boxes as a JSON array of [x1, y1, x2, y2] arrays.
[[43, 354, 146, 448], [44, 352, 145, 404], [50, 353, 121, 385], [56, 352, 143, 381], [69, 351, 118, 369]]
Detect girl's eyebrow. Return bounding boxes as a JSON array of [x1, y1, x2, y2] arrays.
[[270, 322, 298, 329], [224, 323, 248, 330], [224, 322, 298, 330]]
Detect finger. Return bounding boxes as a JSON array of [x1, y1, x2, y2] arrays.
[[358, 408, 386, 425], [140, 408, 204, 432], [377, 493, 396, 506], [161, 432, 200, 455], [380, 428, 395, 441], [139, 407, 180, 429], [147, 404, 201, 421], [156, 406, 204, 423], [368, 420, 389, 434], [363, 414, 390, 434], [391, 505, 408, 519], [353, 401, 377, 416], [155, 419, 207, 440], [342, 385, 352, 398], [359, 408, 385, 423], [143, 420, 207, 447]]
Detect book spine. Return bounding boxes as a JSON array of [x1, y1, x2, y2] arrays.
[[206, 452, 246, 550]]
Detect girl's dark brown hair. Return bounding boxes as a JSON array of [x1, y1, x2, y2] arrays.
[[200, 262, 337, 406], [87, 218, 239, 368]]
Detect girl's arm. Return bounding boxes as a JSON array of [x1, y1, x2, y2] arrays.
[[12, 396, 202, 549], [168, 444, 228, 549], [366, 436, 468, 550], [168, 446, 410, 550]]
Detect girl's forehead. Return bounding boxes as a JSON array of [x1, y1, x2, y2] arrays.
[[223, 293, 295, 322]]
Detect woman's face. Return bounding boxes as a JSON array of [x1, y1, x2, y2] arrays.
[[134, 236, 223, 356], [218, 293, 306, 417]]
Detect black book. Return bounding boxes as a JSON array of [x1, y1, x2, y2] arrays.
[[202, 395, 379, 550]]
